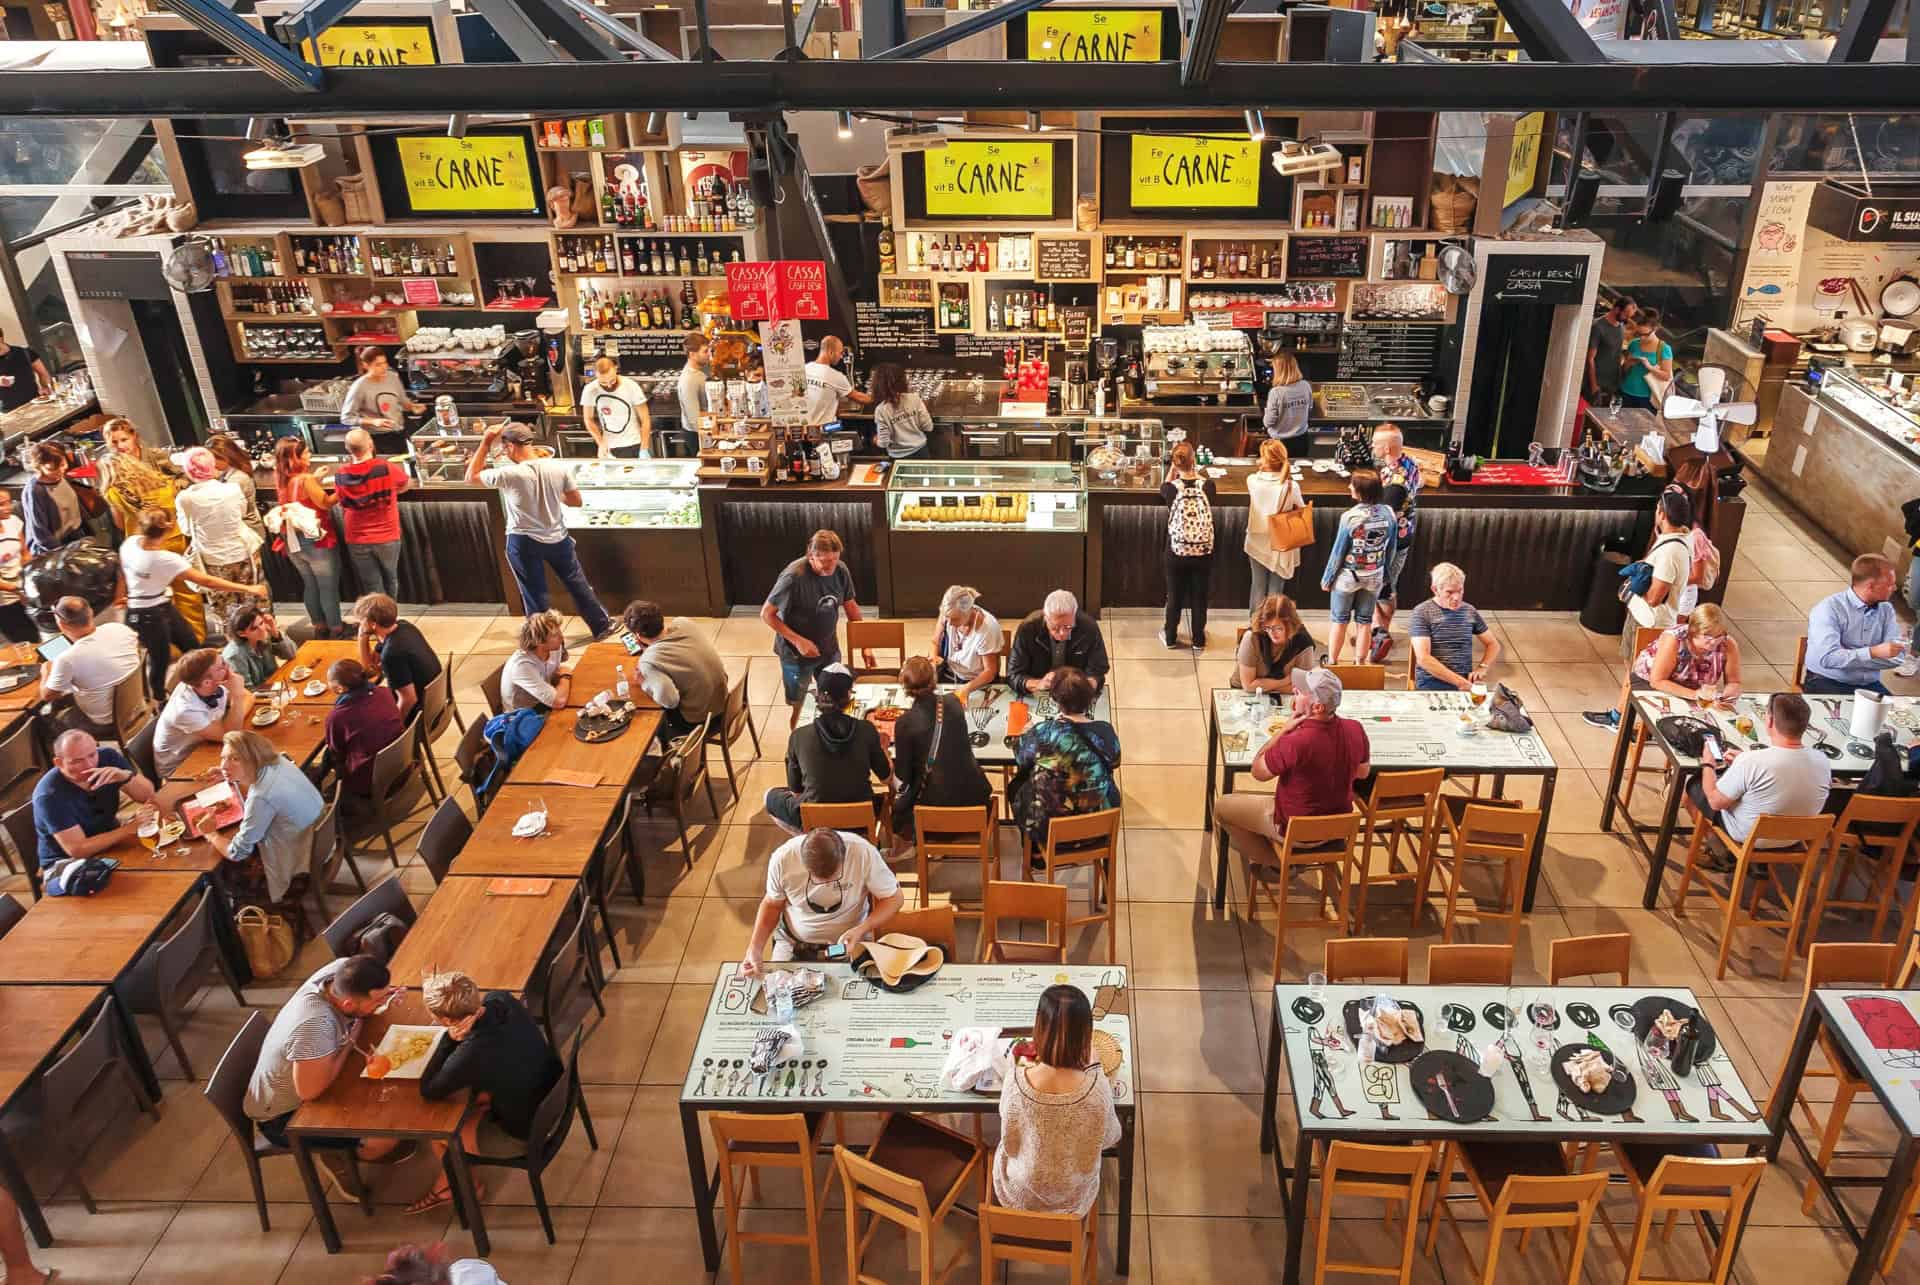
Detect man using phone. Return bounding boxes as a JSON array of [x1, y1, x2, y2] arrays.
[[741, 827, 902, 976], [1686, 692, 1830, 873]]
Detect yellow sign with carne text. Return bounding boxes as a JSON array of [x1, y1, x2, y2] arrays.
[[396, 135, 537, 213], [1504, 112, 1546, 208], [1025, 9, 1163, 60], [923, 140, 1055, 219], [1130, 133, 1260, 208], [300, 24, 437, 66]]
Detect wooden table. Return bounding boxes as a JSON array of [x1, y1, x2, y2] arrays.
[[91, 825, 225, 873], [509, 704, 662, 789], [0, 869, 202, 985], [168, 711, 328, 780], [0, 642, 43, 712], [448, 785, 623, 878], [285, 990, 488, 1256], [385, 874, 577, 992], [0, 985, 110, 1247], [266, 641, 361, 703], [565, 640, 644, 696]]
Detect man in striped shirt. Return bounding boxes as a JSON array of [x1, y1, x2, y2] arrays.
[[1408, 562, 1500, 692]]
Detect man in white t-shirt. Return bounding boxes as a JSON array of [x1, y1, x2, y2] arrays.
[[152, 649, 252, 778], [741, 828, 902, 974], [1628, 490, 1694, 632], [580, 355, 651, 459], [676, 333, 712, 430], [1689, 691, 1832, 867], [0, 489, 34, 645], [465, 422, 610, 638], [801, 336, 872, 427], [41, 596, 141, 737]]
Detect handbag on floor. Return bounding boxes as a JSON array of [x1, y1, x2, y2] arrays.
[[235, 904, 295, 978]]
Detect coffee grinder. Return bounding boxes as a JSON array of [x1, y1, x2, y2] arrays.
[[1092, 337, 1120, 417], [1063, 357, 1090, 414]]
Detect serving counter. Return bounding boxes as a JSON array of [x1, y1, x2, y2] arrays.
[[1762, 370, 1920, 566]]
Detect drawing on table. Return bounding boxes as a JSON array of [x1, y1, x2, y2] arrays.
[[841, 979, 879, 1001], [1292, 996, 1327, 1026], [719, 975, 752, 1014], [1566, 1002, 1600, 1030], [814, 1061, 830, 1095], [1587, 1029, 1643, 1122], [1694, 1057, 1759, 1121], [1441, 1002, 1476, 1034], [1361, 1061, 1401, 1120], [1845, 995, 1920, 1070], [695, 1058, 714, 1094], [1307, 1025, 1356, 1119], [903, 1072, 939, 1100], [1011, 969, 1039, 983], [1632, 1026, 1698, 1123]]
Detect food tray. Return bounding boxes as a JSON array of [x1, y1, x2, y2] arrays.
[[362, 1024, 446, 1080]]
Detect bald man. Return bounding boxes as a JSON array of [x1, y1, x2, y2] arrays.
[[334, 426, 410, 599], [30, 729, 178, 868], [803, 336, 872, 427]]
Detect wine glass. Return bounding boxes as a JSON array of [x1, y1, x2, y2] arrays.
[[1307, 972, 1327, 1006]]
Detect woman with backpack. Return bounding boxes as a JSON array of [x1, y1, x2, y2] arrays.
[[1160, 442, 1218, 652]]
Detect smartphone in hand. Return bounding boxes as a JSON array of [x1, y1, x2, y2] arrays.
[[825, 943, 848, 961], [1702, 734, 1724, 766]]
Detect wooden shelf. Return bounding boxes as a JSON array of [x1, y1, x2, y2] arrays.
[[237, 355, 341, 364], [224, 312, 323, 323]]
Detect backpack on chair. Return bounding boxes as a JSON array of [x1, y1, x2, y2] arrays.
[[1168, 477, 1215, 557]]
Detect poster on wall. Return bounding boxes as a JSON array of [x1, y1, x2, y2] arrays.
[[1016, 8, 1167, 60], [1502, 113, 1546, 209], [377, 131, 544, 218], [1130, 133, 1261, 209], [923, 140, 1056, 219], [1732, 181, 1814, 329], [300, 23, 437, 65], [759, 319, 808, 427]]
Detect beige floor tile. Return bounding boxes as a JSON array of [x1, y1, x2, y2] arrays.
[[411, 613, 498, 656], [597, 1085, 704, 1207], [1525, 663, 1622, 714], [1559, 906, 1711, 992], [439, 1204, 591, 1280], [1119, 764, 1209, 830], [1128, 898, 1254, 990], [1548, 711, 1637, 771], [273, 1205, 456, 1284], [1724, 1224, 1860, 1284], [1114, 706, 1210, 765], [1668, 905, 1803, 999], [640, 983, 721, 1085], [714, 614, 775, 656], [1121, 828, 1220, 903], [1720, 576, 1803, 622], [722, 653, 784, 710], [1146, 1215, 1292, 1284], [1501, 616, 1617, 664], [33, 1201, 181, 1284], [1112, 657, 1201, 709], [80, 1078, 226, 1203], [604, 895, 699, 984], [1110, 611, 1187, 658], [704, 822, 795, 901], [579, 984, 670, 1084], [1540, 831, 1655, 909], [1196, 658, 1238, 695], [130, 1200, 308, 1283], [474, 1082, 633, 1211], [675, 897, 761, 984], [1132, 988, 1264, 1093], [1773, 579, 1840, 616], [1738, 539, 1847, 582], [567, 1203, 715, 1281], [1140, 1092, 1283, 1217], [1737, 622, 1811, 670]]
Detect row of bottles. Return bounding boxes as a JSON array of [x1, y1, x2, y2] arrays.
[[775, 427, 822, 484], [1189, 244, 1279, 280], [237, 324, 332, 360], [657, 197, 754, 234], [291, 236, 367, 276], [371, 240, 459, 278], [987, 289, 1056, 333], [1104, 237, 1181, 271], [603, 184, 655, 230], [229, 283, 315, 316], [937, 284, 970, 329], [559, 235, 745, 277], [558, 236, 620, 275], [576, 282, 700, 332], [210, 238, 283, 278], [907, 233, 1032, 274]]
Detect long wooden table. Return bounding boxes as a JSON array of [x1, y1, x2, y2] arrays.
[[168, 711, 328, 780], [0, 641, 43, 713], [265, 640, 361, 704], [385, 874, 577, 991], [0, 869, 202, 985], [447, 785, 623, 879], [0, 984, 110, 1246]]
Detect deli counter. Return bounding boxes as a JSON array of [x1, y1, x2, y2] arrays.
[[1763, 367, 1920, 566], [886, 459, 1087, 613]]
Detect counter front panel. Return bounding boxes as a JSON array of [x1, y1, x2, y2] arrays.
[[710, 490, 887, 611]]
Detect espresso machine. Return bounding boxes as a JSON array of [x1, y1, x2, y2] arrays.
[[1092, 337, 1120, 417], [1063, 357, 1090, 415]]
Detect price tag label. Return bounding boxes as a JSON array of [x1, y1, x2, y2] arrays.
[[940, 495, 959, 507], [995, 495, 1014, 507], [963, 494, 983, 506]]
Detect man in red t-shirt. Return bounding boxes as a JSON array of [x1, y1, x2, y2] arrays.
[[1214, 668, 1371, 874], [333, 428, 410, 600]]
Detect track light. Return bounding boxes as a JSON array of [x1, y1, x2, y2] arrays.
[[1563, 169, 1601, 228], [1245, 109, 1266, 142], [836, 110, 853, 139], [644, 111, 666, 135], [1026, 110, 1041, 132], [244, 117, 271, 141], [446, 113, 469, 139]]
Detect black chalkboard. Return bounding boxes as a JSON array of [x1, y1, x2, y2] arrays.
[[1487, 254, 1589, 305], [1060, 306, 1094, 348], [855, 301, 939, 352], [1286, 235, 1368, 279], [1034, 237, 1094, 281]]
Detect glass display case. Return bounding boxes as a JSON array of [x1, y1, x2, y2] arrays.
[[1073, 417, 1166, 489], [1819, 368, 1920, 458], [411, 429, 512, 484], [565, 457, 702, 530], [887, 460, 1085, 533]]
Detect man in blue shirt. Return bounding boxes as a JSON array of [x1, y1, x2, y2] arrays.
[[1803, 553, 1907, 696], [31, 729, 175, 867]]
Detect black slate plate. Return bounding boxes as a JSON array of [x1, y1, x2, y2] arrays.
[[1627, 996, 1718, 1063], [1409, 1050, 1494, 1124], [1550, 1044, 1637, 1115], [574, 701, 637, 743], [0, 664, 35, 693], [1342, 999, 1427, 1065]]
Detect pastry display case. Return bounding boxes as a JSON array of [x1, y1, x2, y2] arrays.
[[1817, 367, 1920, 458], [1073, 418, 1167, 490], [409, 426, 552, 484], [564, 457, 703, 529], [887, 459, 1085, 533]]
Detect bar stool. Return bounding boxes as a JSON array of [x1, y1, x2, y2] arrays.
[[1027, 807, 1121, 964], [1882, 1167, 1920, 1279], [1314, 1141, 1433, 1285], [800, 797, 888, 851], [1790, 636, 1807, 692], [1424, 1155, 1605, 1285], [1350, 768, 1443, 933], [1242, 811, 1362, 983], [1432, 799, 1543, 945], [1607, 1154, 1766, 1285], [1806, 794, 1920, 948], [979, 879, 1069, 963], [980, 1190, 1099, 1285], [1546, 933, 1631, 985], [1673, 811, 1835, 979], [835, 1113, 985, 1285], [708, 1112, 831, 1285], [912, 800, 998, 915], [1616, 627, 1666, 807], [1325, 936, 1409, 984], [1773, 941, 1901, 1215], [1425, 942, 1514, 986], [1326, 664, 1387, 691]]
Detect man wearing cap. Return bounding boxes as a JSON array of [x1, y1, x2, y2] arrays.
[[465, 421, 611, 638], [1212, 667, 1371, 877], [764, 663, 892, 836], [741, 827, 903, 975]]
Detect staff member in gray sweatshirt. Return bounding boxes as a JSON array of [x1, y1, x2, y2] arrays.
[[339, 347, 424, 429]]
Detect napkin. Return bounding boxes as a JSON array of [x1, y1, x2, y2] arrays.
[[1653, 1009, 1686, 1041], [511, 807, 548, 838], [1563, 1048, 1612, 1094], [1361, 1007, 1422, 1046], [942, 1026, 1012, 1092]]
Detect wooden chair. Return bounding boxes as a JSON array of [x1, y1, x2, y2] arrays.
[[1790, 635, 1807, 692], [303, 781, 361, 939], [110, 662, 153, 744], [979, 879, 1068, 963], [321, 875, 416, 958], [340, 725, 431, 870], [709, 1112, 830, 1285], [913, 800, 997, 915], [445, 651, 467, 733], [1314, 1141, 1432, 1285], [1673, 811, 1835, 979], [1772, 941, 1901, 1215], [1881, 1166, 1920, 1278], [1351, 768, 1443, 933], [800, 797, 886, 850], [1, 802, 41, 900], [706, 671, 761, 797], [835, 1113, 985, 1285], [1433, 798, 1542, 945], [1607, 1154, 1765, 1285], [1027, 807, 1121, 964], [1547, 933, 1632, 985], [1617, 627, 1666, 807], [123, 718, 159, 788], [1325, 936, 1409, 984], [980, 1195, 1099, 1285], [586, 792, 642, 950], [1426, 943, 1515, 986], [453, 717, 495, 815], [1239, 811, 1362, 983], [1425, 1155, 1605, 1285], [1326, 663, 1387, 691], [846, 619, 907, 678], [0, 716, 42, 876], [480, 660, 508, 718], [889, 904, 959, 957], [635, 714, 720, 869], [462, 1031, 598, 1246], [0, 892, 23, 940], [1806, 794, 1920, 948]]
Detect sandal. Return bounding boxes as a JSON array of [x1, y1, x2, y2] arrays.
[[406, 1180, 484, 1215]]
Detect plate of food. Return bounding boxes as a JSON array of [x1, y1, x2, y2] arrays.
[[288, 666, 313, 681], [303, 679, 329, 697], [1551, 1044, 1636, 1115], [251, 706, 282, 728], [362, 1024, 445, 1080], [138, 814, 188, 848], [1342, 998, 1427, 1065]]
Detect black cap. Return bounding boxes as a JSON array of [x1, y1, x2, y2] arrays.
[[500, 423, 538, 446]]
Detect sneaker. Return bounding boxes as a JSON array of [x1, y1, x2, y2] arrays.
[[1160, 630, 1181, 650], [1581, 709, 1621, 732], [316, 1150, 367, 1201], [1191, 637, 1207, 654], [1898, 652, 1920, 679], [1369, 630, 1393, 664]]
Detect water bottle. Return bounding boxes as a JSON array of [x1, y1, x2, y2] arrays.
[[615, 663, 631, 702]]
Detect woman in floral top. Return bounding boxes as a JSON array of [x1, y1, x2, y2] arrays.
[[1011, 666, 1121, 846], [1630, 602, 1742, 700]]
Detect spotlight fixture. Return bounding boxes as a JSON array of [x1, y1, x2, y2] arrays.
[[1244, 109, 1266, 142], [1026, 110, 1041, 132], [644, 111, 666, 135], [446, 113, 469, 139], [1563, 169, 1601, 228], [836, 110, 853, 139]]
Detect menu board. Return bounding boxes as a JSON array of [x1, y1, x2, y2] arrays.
[[1338, 323, 1444, 380], [1060, 306, 1094, 348], [1287, 235, 1369, 279], [1034, 236, 1094, 281], [1020, 8, 1165, 59], [372, 129, 544, 220], [300, 21, 437, 66], [855, 301, 939, 352], [923, 140, 1055, 220], [583, 332, 687, 360], [1130, 134, 1261, 209]]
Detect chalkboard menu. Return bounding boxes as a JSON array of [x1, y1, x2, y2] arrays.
[[855, 301, 939, 351], [578, 332, 686, 361], [1337, 322, 1444, 381], [1034, 236, 1094, 281], [952, 334, 1010, 358], [1487, 254, 1588, 305], [1060, 306, 1094, 348], [1286, 235, 1368, 279]]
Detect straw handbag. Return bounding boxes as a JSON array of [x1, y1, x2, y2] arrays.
[[235, 905, 296, 979]]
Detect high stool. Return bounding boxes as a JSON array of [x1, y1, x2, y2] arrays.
[[1673, 811, 1834, 978], [980, 1189, 1100, 1285], [800, 797, 890, 852], [1424, 1146, 1604, 1285], [1433, 798, 1543, 944], [1314, 1141, 1433, 1285], [1027, 808, 1121, 964], [1806, 794, 1920, 949], [836, 1113, 985, 1285], [1603, 1153, 1765, 1285], [709, 1112, 832, 1285], [1240, 811, 1362, 982], [980, 879, 1069, 963], [1351, 768, 1443, 933], [912, 800, 998, 915]]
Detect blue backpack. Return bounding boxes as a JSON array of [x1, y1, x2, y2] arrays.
[[479, 706, 548, 801]]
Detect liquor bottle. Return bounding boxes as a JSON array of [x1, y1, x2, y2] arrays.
[[621, 241, 637, 274], [681, 282, 698, 330], [1189, 245, 1201, 277], [651, 291, 669, 329], [695, 242, 710, 277], [988, 297, 1000, 331], [1125, 238, 1137, 269], [670, 242, 686, 276], [1238, 243, 1250, 276], [211, 239, 229, 278], [1104, 238, 1116, 269], [443, 244, 458, 276], [649, 240, 664, 275], [1202, 254, 1216, 281]]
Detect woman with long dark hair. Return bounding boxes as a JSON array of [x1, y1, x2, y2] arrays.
[[869, 362, 933, 460], [993, 983, 1120, 1215], [206, 432, 267, 544], [271, 437, 344, 637]]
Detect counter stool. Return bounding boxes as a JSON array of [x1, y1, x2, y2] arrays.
[[1242, 811, 1361, 982], [800, 796, 889, 851], [1425, 943, 1514, 986], [1433, 798, 1542, 945], [1325, 935, 1409, 984], [1603, 1153, 1765, 1285], [836, 1113, 985, 1285], [981, 1195, 1099, 1285], [1673, 811, 1834, 979], [1026, 807, 1120, 964], [1423, 1144, 1604, 1285], [709, 1112, 833, 1285], [912, 800, 998, 914], [1314, 1141, 1433, 1285], [1351, 768, 1443, 934], [1882, 1167, 1920, 1279], [1806, 794, 1920, 950], [980, 879, 1069, 963], [1546, 933, 1632, 985]]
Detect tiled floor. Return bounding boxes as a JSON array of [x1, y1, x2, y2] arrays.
[[6, 474, 1920, 1283]]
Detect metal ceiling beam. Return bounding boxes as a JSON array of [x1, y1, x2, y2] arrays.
[[150, 0, 326, 92], [1827, 0, 1898, 59], [465, 0, 563, 61], [541, 0, 679, 60], [486, 0, 627, 60], [1490, 0, 1607, 62], [7, 57, 1920, 115], [1180, 0, 1232, 86], [869, 0, 1052, 60], [273, 0, 363, 49]]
